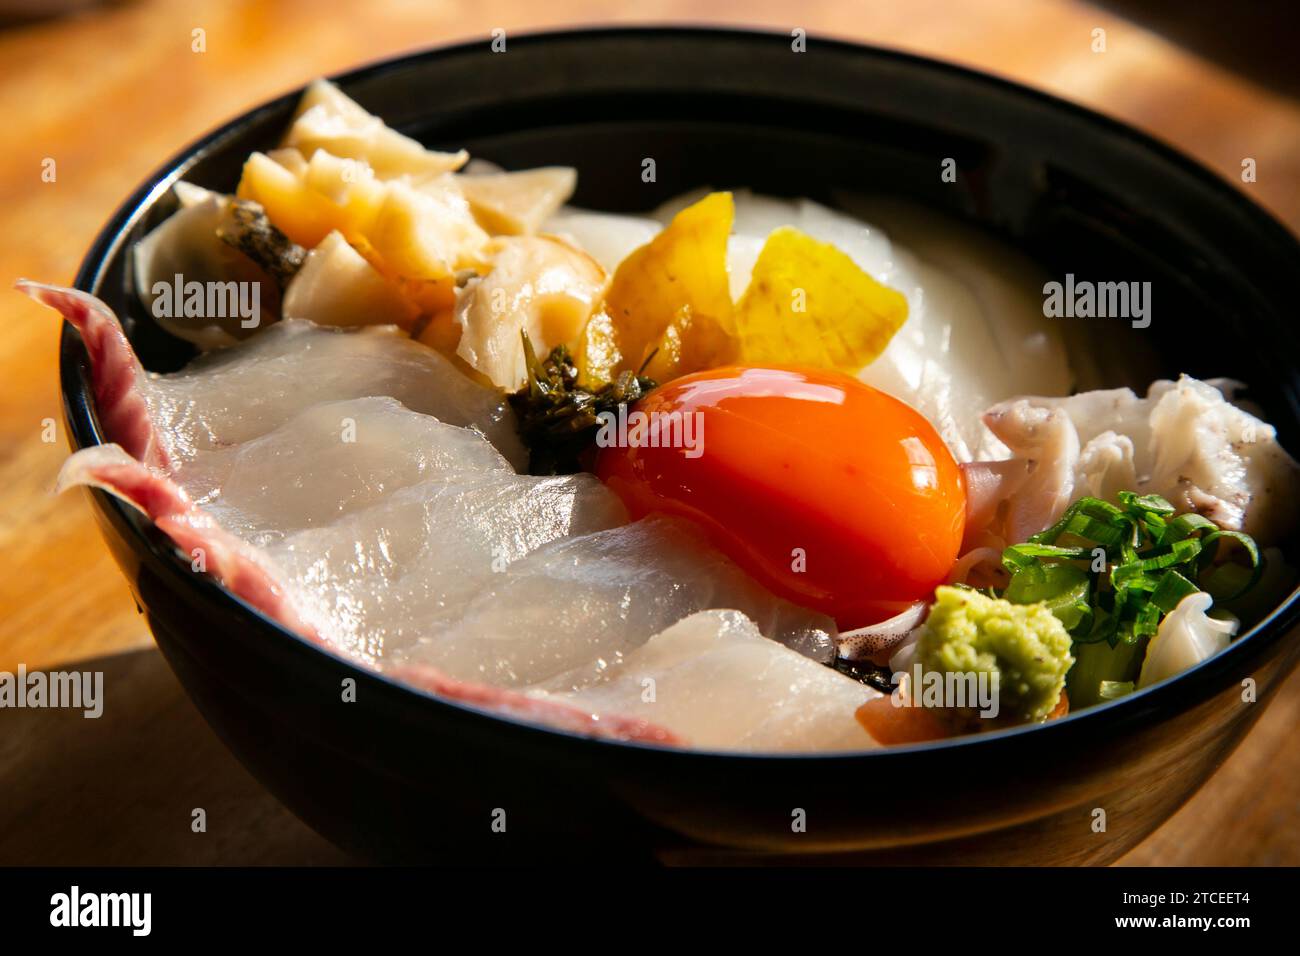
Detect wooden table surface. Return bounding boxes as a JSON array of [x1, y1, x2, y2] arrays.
[[2, 0, 1297, 865]]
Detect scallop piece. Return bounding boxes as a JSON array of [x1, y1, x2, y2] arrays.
[[238, 148, 489, 295], [408, 516, 837, 688], [529, 610, 879, 752], [454, 235, 607, 389]]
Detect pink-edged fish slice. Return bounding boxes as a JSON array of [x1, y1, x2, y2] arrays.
[[57, 443, 325, 642], [19, 280, 172, 471], [57, 443, 683, 747]]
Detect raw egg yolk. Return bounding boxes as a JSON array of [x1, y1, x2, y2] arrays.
[[595, 366, 966, 630]]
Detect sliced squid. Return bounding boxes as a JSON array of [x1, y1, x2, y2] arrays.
[[977, 376, 1300, 544], [1138, 592, 1238, 688]]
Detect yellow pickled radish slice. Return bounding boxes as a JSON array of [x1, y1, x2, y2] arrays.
[[641, 304, 737, 382], [602, 191, 735, 377], [734, 226, 908, 371]]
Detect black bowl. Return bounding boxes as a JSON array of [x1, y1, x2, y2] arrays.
[[62, 27, 1300, 864]]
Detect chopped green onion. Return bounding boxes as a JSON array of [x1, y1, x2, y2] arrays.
[[1068, 633, 1147, 708], [1005, 562, 1093, 635], [1198, 530, 1262, 601], [1133, 601, 1161, 639], [1062, 513, 1125, 549], [1167, 512, 1217, 541], [1201, 562, 1257, 602], [1150, 569, 1199, 612], [988, 489, 1264, 698], [1118, 491, 1175, 515], [1002, 543, 1091, 573], [1030, 496, 1123, 545]]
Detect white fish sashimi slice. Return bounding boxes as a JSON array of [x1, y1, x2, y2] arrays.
[[175, 396, 511, 544], [57, 443, 323, 638], [19, 281, 525, 471], [530, 610, 879, 752], [412, 516, 837, 688], [265, 471, 628, 666], [153, 318, 524, 469], [56, 443, 678, 746]]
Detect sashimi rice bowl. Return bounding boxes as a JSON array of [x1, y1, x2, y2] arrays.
[[30, 77, 1300, 756]]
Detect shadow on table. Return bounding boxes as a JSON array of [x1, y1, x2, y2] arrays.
[[0, 647, 353, 865]]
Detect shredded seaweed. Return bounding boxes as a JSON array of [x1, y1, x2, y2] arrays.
[[217, 200, 307, 287], [507, 332, 656, 475]]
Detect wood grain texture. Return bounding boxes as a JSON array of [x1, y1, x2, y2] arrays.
[[1, 0, 1296, 865]]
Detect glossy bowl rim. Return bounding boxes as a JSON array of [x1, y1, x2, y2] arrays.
[[60, 24, 1300, 763]]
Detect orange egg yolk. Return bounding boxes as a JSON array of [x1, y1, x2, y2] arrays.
[[595, 366, 966, 630]]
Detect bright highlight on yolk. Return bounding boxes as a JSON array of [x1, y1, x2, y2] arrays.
[[595, 366, 966, 630]]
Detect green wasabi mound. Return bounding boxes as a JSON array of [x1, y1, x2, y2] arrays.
[[918, 586, 1075, 722]]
